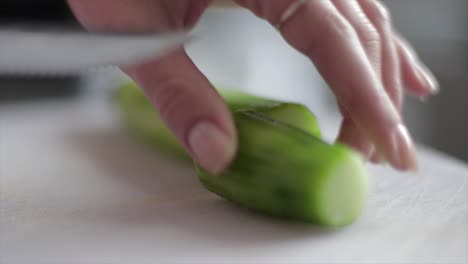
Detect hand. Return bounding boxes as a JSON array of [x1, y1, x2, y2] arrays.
[[237, 0, 439, 171], [68, 0, 438, 174], [68, 0, 236, 175]]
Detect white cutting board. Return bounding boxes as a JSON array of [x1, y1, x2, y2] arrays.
[[1, 99, 467, 264]]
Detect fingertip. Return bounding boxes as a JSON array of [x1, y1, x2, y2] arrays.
[[370, 150, 386, 164], [417, 64, 440, 95], [188, 120, 237, 175], [125, 49, 237, 175], [337, 118, 374, 160], [378, 123, 419, 172], [395, 33, 440, 97]]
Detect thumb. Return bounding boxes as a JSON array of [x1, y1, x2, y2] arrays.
[[125, 49, 237, 174]]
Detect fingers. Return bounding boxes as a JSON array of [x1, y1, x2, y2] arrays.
[[394, 33, 440, 97], [331, 0, 381, 75], [68, 0, 235, 174], [359, 0, 402, 109], [334, 0, 406, 164], [337, 114, 375, 160], [68, 0, 212, 31], [238, 0, 418, 171], [282, 0, 417, 171], [68, 0, 174, 31], [332, 0, 380, 159], [125, 50, 237, 174], [358, 0, 402, 163], [359, 0, 402, 110]]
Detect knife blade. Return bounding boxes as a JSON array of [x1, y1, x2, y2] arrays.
[[0, 26, 190, 75]]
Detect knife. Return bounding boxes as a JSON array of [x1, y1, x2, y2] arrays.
[[0, 26, 191, 75]]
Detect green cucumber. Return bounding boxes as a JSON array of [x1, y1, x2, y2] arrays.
[[115, 81, 187, 158], [115, 81, 321, 159], [196, 110, 369, 227]]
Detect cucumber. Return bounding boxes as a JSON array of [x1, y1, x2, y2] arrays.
[[196, 110, 369, 227], [219, 88, 322, 138], [115, 81, 370, 226], [115, 81, 187, 159], [115, 81, 322, 159]]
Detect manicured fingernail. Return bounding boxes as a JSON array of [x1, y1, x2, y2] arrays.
[[188, 120, 236, 175], [387, 124, 419, 172], [417, 65, 439, 95]]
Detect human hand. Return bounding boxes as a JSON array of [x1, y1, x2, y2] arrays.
[[235, 0, 438, 171], [68, 0, 438, 174], [68, 0, 237, 175]]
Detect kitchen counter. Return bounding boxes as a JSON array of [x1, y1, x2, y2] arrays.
[[1, 97, 467, 263]]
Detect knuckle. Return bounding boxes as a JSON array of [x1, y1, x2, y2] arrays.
[[388, 84, 404, 110], [344, 96, 368, 117], [354, 20, 381, 48], [344, 91, 383, 118], [362, 23, 380, 43], [303, 9, 357, 56], [361, 24, 381, 52], [369, 0, 392, 26], [323, 11, 356, 40], [150, 78, 189, 127]]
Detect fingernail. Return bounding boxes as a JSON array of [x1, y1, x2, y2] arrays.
[[417, 65, 440, 95], [367, 147, 378, 163], [386, 124, 419, 172], [356, 144, 374, 162], [188, 120, 236, 175], [370, 151, 386, 164]]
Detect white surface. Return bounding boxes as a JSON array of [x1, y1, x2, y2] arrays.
[[1, 98, 467, 264]]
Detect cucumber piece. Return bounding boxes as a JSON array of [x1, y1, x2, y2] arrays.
[[219, 87, 322, 138], [115, 81, 321, 158], [116, 81, 187, 159], [196, 110, 369, 227]]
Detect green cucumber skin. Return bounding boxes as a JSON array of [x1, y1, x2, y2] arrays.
[[216, 89, 320, 138], [116, 81, 189, 159], [115, 81, 321, 157], [116, 82, 368, 226], [197, 110, 367, 226]]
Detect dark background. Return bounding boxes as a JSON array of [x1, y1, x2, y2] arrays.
[[0, 0, 73, 21], [0, 0, 80, 101]]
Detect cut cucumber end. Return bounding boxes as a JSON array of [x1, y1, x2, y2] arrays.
[[315, 152, 369, 226], [197, 111, 370, 227]]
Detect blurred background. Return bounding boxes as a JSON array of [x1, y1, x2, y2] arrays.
[[0, 0, 467, 162]]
